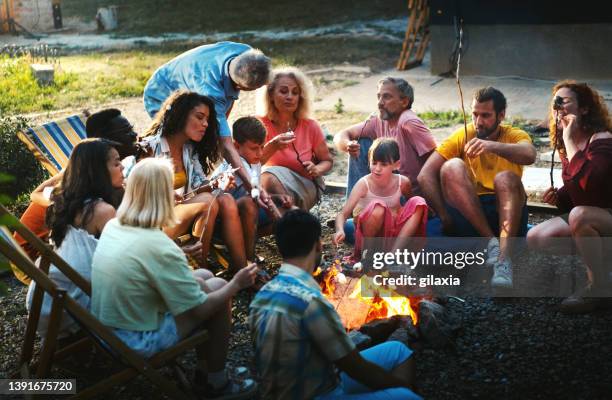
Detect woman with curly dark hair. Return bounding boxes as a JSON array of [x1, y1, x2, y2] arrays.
[[528, 81, 612, 313], [143, 90, 253, 273], [26, 138, 124, 338]]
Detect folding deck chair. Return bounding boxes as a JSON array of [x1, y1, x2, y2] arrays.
[[16, 113, 88, 176], [0, 204, 208, 399], [15, 113, 235, 273], [8, 113, 88, 283]]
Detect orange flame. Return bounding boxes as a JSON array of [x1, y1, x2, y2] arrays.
[[349, 277, 419, 326], [317, 263, 421, 328]]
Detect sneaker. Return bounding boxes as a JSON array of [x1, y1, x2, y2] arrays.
[[491, 258, 513, 289], [486, 237, 500, 266], [559, 285, 605, 314], [201, 378, 257, 400]]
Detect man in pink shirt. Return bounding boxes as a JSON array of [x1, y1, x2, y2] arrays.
[[334, 77, 436, 197]]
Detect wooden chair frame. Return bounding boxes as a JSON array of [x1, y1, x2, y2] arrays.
[[0, 204, 207, 399]]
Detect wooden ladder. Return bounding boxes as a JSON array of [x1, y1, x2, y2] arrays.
[[397, 0, 430, 70]]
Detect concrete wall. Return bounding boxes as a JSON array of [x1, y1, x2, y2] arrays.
[[430, 24, 612, 80], [12, 0, 55, 32]]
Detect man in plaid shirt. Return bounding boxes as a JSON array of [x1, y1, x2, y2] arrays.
[[249, 210, 421, 399]]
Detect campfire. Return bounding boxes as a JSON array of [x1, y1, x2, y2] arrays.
[[314, 261, 422, 330]]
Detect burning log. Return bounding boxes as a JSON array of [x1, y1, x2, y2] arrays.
[[358, 317, 400, 345], [316, 262, 424, 330]]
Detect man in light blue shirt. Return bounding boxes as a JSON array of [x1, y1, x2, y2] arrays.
[[143, 41, 271, 190]]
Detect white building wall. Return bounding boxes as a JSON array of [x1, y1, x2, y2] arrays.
[[13, 0, 55, 32]]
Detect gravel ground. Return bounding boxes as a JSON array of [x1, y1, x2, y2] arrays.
[[1, 194, 611, 399]]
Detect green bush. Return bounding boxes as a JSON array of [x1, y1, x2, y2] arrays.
[[0, 116, 48, 204]]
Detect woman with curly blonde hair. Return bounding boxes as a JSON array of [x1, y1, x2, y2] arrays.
[[256, 67, 333, 211], [528, 80, 612, 313]]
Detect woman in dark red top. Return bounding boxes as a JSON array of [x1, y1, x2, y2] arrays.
[[528, 81, 612, 313]]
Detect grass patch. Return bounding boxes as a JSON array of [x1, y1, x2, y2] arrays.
[[248, 36, 399, 72], [314, 109, 369, 140], [62, 0, 406, 35], [0, 57, 79, 114], [0, 52, 164, 115], [417, 110, 465, 129], [2, 37, 400, 116]]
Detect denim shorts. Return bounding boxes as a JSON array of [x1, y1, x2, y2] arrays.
[[113, 312, 179, 358]]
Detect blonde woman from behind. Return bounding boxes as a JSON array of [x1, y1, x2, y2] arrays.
[[91, 157, 258, 398]]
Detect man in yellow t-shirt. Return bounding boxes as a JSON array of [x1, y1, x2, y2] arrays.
[[417, 87, 536, 289]]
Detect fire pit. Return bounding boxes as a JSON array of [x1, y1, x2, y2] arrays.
[[314, 262, 423, 329], [315, 262, 461, 348]]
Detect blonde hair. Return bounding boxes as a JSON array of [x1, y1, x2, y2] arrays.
[[256, 66, 314, 121], [117, 158, 177, 229]]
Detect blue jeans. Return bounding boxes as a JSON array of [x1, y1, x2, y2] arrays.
[[317, 341, 421, 400], [346, 137, 373, 199]]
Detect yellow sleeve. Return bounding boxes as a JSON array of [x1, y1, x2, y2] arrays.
[[504, 126, 532, 144], [436, 125, 467, 160]]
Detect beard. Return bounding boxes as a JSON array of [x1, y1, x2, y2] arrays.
[[379, 108, 397, 121], [476, 117, 501, 139]]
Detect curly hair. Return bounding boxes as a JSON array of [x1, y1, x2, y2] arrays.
[[143, 90, 220, 175], [47, 139, 120, 247], [549, 80, 612, 157], [256, 66, 314, 121]]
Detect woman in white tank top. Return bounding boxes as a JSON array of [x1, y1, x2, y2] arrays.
[[333, 138, 429, 261]]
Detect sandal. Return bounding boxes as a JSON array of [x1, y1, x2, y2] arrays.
[[200, 378, 257, 400], [194, 367, 256, 400]]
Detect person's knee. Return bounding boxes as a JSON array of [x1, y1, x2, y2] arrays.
[[194, 277, 206, 289], [406, 196, 426, 208], [238, 197, 257, 217], [218, 194, 238, 213], [568, 206, 592, 233], [366, 204, 387, 225], [205, 197, 219, 217], [384, 341, 412, 364], [261, 172, 278, 190], [193, 268, 214, 280], [526, 225, 545, 249], [204, 277, 228, 293], [494, 171, 522, 192], [440, 158, 467, 184], [260, 172, 272, 185]]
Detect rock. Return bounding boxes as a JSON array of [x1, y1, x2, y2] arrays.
[[359, 317, 400, 345], [30, 64, 55, 86], [394, 315, 420, 340], [417, 299, 461, 348]]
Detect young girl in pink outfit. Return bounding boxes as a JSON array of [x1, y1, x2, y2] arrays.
[[334, 138, 428, 260]]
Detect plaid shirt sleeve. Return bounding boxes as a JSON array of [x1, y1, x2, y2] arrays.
[[304, 296, 355, 362]]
